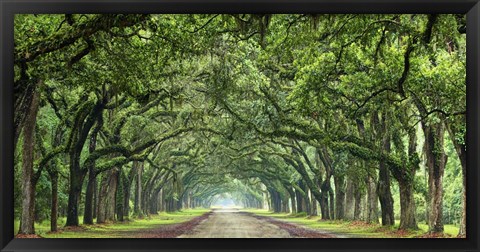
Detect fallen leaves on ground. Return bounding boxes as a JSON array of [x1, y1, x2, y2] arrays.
[[415, 232, 453, 238], [15, 234, 43, 238]]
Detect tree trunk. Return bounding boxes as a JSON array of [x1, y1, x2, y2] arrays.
[[66, 166, 86, 226], [376, 112, 395, 226], [106, 169, 119, 222], [270, 189, 282, 213], [334, 175, 345, 220], [83, 119, 101, 225], [377, 142, 395, 225], [93, 178, 98, 219], [319, 191, 330, 219], [328, 188, 335, 219], [344, 178, 355, 220], [424, 123, 447, 233], [65, 100, 104, 226], [319, 181, 331, 219], [295, 187, 304, 213], [298, 181, 310, 215], [305, 193, 311, 216], [378, 173, 395, 226], [14, 78, 38, 147], [123, 179, 132, 220], [159, 188, 165, 212], [18, 84, 41, 235], [149, 188, 161, 215], [366, 175, 379, 224], [50, 172, 58, 232], [353, 186, 362, 221], [310, 190, 318, 216], [46, 126, 63, 232], [287, 187, 296, 214], [398, 179, 418, 230], [116, 170, 124, 222], [134, 162, 144, 217], [83, 171, 96, 225], [96, 172, 110, 224], [393, 119, 420, 230]]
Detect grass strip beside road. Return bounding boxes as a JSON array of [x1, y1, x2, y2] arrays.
[[243, 209, 460, 238], [15, 208, 210, 238]]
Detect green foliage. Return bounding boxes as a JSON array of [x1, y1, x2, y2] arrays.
[[14, 13, 465, 237]]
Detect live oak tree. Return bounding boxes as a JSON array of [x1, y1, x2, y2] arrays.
[[14, 14, 466, 237]]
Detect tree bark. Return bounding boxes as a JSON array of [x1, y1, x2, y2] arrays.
[[377, 140, 395, 225], [287, 187, 297, 214], [344, 178, 355, 220], [123, 177, 132, 219], [83, 114, 102, 225], [393, 119, 419, 230], [50, 171, 58, 232], [398, 128, 419, 230], [328, 188, 335, 219], [47, 126, 63, 232], [93, 178, 98, 219], [310, 190, 318, 216], [96, 172, 110, 223], [423, 123, 447, 233], [298, 180, 310, 215], [66, 99, 105, 226], [19, 84, 41, 234], [134, 162, 144, 217], [319, 184, 330, 219], [83, 170, 97, 225], [66, 166, 87, 226], [378, 171, 395, 225], [366, 175, 379, 224], [106, 168, 119, 222], [398, 179, 418, 230], [14, 79, 37, 148], [334, 175, 345, 220], [116, 169, 125, 221], [316, 147, 333, 220], [295, 186, 304, 213], [353, 186, 362, 221]]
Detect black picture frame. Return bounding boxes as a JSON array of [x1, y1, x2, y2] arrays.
[[1, 1, 479, 252]]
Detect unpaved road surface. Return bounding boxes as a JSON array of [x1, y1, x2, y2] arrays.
[[179, 209, 291, 238], [179, 208, 338, 238]]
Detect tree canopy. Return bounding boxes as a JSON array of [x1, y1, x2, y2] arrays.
[[14, 14, 466, 237]]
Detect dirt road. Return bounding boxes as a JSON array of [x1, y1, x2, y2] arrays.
[[179, 208, 291, 238], [179, 208, 338, 238]]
